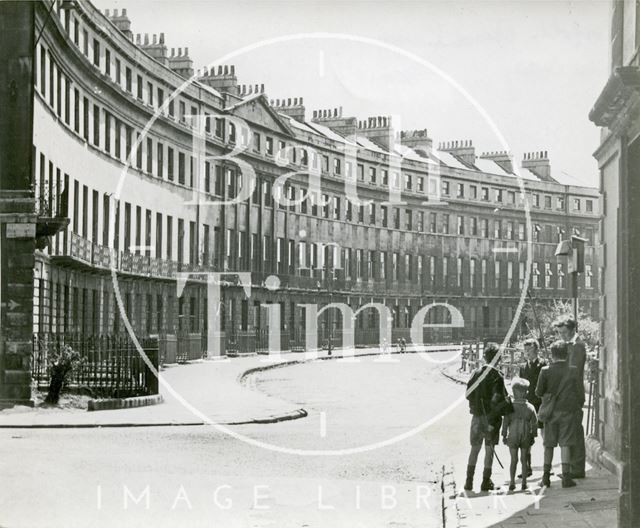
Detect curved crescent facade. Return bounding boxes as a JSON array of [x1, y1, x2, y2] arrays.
[[31, 0, 601, 354]]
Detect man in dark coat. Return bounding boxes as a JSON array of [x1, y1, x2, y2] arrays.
[[518, 338, 546, 475], [536, 340, 585, 488], [554, 316, 587, 478], [464, 342, 509, 492]]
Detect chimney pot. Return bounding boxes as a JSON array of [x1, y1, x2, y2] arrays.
[[144, 33, 149, 45], [300, 97, 304, 104], [185, 47, 189, 56], [231, 65, 235, 75], [261, 83, 264, 93], [160, 33, 165, 44], [113, 8, 118, 16], [105, 9, 110, 16], [122, 8, 127, 15]]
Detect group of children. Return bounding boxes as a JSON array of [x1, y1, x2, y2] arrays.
[[465, 325, 586, 492], [464, 342, 538, 492]]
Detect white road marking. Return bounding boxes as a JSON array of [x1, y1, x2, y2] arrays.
[[320, 411, 327, 438]]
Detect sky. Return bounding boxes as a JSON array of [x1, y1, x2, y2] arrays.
[[93, 0, 611, 188]]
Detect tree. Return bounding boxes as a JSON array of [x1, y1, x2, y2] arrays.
[[45, 345, 83, 404], [518, 299, 600, 355]]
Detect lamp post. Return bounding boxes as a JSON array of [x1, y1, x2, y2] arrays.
[[318, 259, 340, 356], [555, 235, 587, 328], [316, 274, 332, 356]]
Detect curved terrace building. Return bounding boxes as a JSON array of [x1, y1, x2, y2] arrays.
[[29, 0, 601, 356]]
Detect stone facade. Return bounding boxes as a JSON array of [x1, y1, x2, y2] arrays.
[[589, 2, 640, 526], [0, 3, 36, 408]]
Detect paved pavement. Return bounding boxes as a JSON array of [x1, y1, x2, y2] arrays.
[[441, 363, 620, 528], [0, 356, 306, 427]]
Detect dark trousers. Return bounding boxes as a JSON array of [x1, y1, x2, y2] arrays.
[[570, 408, 586, 475]]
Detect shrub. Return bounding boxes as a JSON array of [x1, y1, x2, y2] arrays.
[[45, 345, 83, 404]]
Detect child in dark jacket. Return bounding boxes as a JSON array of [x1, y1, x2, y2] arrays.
[[502, 378, 538, 490]]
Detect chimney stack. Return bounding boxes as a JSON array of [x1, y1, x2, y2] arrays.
[[138, 32, 168, 66], [521, 151, 556, 182], [399, 129, 432, 157], [311, 106, 357, 138], [167, 47, 194, 78], [356, 115, 395, 150], [438, 139, 476, 167], [271, 97, 306, 123], [198, 64, 238, 94], [479, 150, 514, 174], [107, 8, 133, 41]]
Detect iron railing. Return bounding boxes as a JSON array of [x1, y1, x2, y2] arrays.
[[35, 183, 68, 219], [586, 348, 600, 437], [32, 333, 159, 398]]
